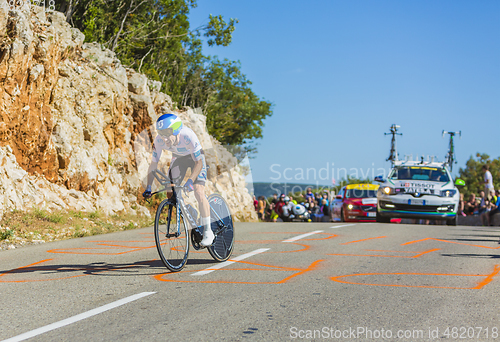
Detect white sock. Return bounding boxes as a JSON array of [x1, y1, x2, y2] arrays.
[[200, 216, 214, 246], [201, 216, 211, 230]]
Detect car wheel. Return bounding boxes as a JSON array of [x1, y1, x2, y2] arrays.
[[340, 209, 345, 222], [446, 215, 457, 226]]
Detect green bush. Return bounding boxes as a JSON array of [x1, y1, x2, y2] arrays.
[[0, 229, 14, 240]]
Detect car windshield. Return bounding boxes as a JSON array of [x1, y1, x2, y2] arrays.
[[346, 189, 378, 198], [389, 166, 450, 182]]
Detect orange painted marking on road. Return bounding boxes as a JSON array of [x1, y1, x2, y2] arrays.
[[300, 233, 337, 241], [473, 265, 500, 289], [411, 248, 441, 258], [328, 248, 440, 259], [153, 260, 323, 284], [402, 238, 500, 249], [266, 243, 311, 253], [276, 259, 323, 284], [341, 236, 387, 245], [231, 260, 302, 271], [331, 265, 500, 289], [240, 233, 337, 243], [249, 231, 337, 237], [235, 243, 311, 253]]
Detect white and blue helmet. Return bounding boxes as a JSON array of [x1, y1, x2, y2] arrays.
[[156, 114, 183, 137]]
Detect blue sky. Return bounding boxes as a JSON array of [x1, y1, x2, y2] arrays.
[[189, 0, 500, 185]]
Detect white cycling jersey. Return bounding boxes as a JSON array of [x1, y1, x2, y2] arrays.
[[152, 126, 202, 163]]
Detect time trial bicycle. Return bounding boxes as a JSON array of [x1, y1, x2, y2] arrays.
[[147, 170, 234, 272]]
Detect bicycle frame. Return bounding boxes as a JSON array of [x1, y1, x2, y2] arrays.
[[150, 169, 228, 235], [151, 169, 234, 269], [442, 131, 461, 172]]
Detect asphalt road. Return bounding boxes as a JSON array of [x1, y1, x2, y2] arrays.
[[1, 222, 500, 341]]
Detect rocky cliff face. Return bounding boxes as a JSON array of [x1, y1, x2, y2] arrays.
[[0, 1, 257, 221]]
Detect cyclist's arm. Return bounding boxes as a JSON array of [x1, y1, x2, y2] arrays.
[[146, 138, 162, 189], [146, 161, 159, 188]]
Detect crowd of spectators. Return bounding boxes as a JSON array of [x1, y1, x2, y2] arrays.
[[253, 187, 332, 222], [459, 189, 500, 226], [457, 164, 500, 226], [253, 164, 499, 226]]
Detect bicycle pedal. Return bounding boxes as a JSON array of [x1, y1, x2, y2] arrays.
[[190, 228, 203, 250]]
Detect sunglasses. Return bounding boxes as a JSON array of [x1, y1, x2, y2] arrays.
[[158, 128, 174, 137]]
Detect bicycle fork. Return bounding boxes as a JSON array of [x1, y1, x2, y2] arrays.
[[165, 203, 182, 238]]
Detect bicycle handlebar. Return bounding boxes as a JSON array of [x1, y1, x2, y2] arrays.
[[144, 169, 191, 203], [144, 184, 190, 204]]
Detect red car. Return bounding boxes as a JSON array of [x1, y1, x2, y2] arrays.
[[331, 184, 379, 222]]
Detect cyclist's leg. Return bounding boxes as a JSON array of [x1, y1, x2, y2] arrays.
[[193, 155, 213, 246], [167, 156, 183, 198]]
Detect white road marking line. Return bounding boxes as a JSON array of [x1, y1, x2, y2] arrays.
[[191, 248, 270, 276], [3, 292, 156, 342], [282, 230, 324, 242], [329, 224, 357, 229]]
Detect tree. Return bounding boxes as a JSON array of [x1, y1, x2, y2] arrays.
[[53, 0, 272, 156]]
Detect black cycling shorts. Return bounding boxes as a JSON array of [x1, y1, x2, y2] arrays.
[[168, 153, 207, 186]]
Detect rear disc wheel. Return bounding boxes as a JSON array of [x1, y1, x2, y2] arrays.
[[207, 194, 234, 262]]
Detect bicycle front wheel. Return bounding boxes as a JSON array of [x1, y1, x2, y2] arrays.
[[207, 193, 234, 262], [154, 199, 189, 272]]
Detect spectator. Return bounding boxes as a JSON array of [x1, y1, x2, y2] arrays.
[[492, 189, 498, 207], [320, 199, 331, 222], [268, 194, 279, 222], [478, 191, 488, 216], [270, 193, 278, 208], [313, 199, 328, 222], [481, 189, 497, 226], [265, 198, 273, 221], [308, 200, 317, 222], [322, 193, 329, 207], [464, 193, 477, 215], [273, 194, 286, 222], [315, 192, 322, 204], [253, 195, 258, 211], [289, 195, 298, 205], [458, 193, 466, 217], [305, 188, 315, 202], [257, 196, 266, 221], [282, 196, 295, 222], [487, 190, 500, 226], [483, 165, 494, 200]]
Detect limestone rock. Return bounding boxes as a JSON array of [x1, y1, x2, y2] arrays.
[[0, 0, 257, 222]]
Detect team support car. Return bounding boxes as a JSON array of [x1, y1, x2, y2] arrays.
[[331, 184, 379, 222], [375, 161, 465, 225]]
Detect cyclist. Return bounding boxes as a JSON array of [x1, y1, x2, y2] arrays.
[[142, 113, 214, 247]]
